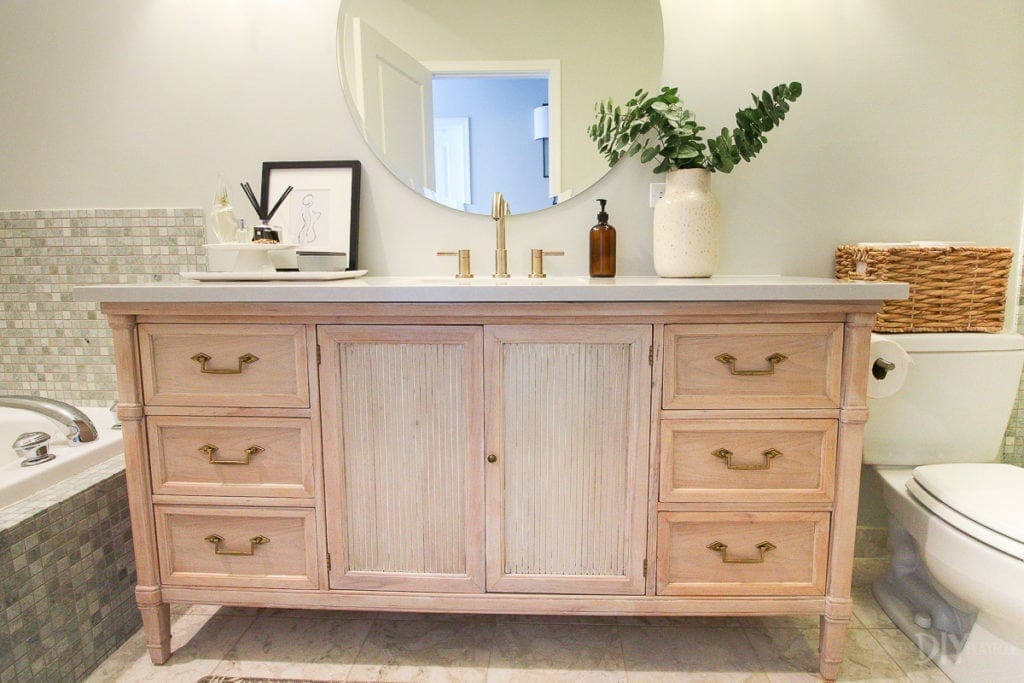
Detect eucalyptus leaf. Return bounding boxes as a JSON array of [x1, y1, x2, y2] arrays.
[[590, 81, 802, 173], [640, 147, 659, 163]]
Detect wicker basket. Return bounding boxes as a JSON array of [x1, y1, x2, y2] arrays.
[[835, 244, 1013, 333]]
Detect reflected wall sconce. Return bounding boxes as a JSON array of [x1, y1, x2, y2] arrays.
[[533, 103, 550, 178]]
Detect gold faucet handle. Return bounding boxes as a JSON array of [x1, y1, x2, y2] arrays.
[[437, 249, 474, 279], [529, 249, 565, 279]]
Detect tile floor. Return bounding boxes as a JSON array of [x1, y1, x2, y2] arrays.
[[86, 558, 949, 682]]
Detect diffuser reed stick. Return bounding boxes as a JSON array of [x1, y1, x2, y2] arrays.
[[266, 186, 293, 222], [239, 181, 294, 223], [240, 182, 264, 221]]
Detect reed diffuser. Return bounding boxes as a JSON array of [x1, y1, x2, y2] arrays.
[[240, 181, 293, 243]]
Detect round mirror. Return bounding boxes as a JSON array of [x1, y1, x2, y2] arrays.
[[337, 0, 663, 216]]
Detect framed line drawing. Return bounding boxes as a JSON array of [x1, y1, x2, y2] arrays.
[[261, 160, 362, 270]]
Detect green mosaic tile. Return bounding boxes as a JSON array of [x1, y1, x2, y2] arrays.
[[0, 471, 139, 682], [0, 208, 204, 404]]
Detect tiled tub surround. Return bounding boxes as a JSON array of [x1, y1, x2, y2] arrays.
[[0, 208, 204, 406], [0, 409, 132, 679], [0, 457, 138, 682], [0, 409, 132, 681]]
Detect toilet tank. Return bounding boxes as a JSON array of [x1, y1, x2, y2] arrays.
[[863, 333, 1024, 466]]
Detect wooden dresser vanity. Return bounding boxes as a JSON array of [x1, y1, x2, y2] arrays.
[[79, 276, 905, 681]]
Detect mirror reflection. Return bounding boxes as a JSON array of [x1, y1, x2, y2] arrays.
[[337, 0, 663, 215]]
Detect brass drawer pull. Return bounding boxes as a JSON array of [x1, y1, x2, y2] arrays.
[[199, 443, 265, 465], [191, 352, 259, 374], [707, 540, 776, 564], [712, 447, 783, 470], [205, 533, 270, 556], [715, 352, 787, 376]]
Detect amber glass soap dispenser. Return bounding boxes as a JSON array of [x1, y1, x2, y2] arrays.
[[589, 198, 616, 277]]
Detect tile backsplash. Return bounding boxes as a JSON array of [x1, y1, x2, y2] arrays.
[[0, 209, 204, 405]]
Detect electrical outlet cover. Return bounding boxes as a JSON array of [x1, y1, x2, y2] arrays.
[[649, 183, 666, 208]]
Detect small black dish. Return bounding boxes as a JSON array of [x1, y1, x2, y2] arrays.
[[252, 225, 280, 243]]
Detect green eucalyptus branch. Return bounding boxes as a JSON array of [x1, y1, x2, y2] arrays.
[[588, 82, 802, 174]]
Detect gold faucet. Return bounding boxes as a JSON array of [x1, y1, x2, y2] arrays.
[[436, 249, 474, 278], [491, 191, 510, 278]]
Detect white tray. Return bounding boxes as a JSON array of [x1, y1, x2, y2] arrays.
[[203, 242, 297, 251], [180, 270, 368, 282]]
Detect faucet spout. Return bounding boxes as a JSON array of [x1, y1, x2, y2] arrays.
[[491, 191, 511, 278], [0, 395, 99, 443]]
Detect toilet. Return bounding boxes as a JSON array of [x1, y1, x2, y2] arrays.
[[863, 332, 1024, 682]]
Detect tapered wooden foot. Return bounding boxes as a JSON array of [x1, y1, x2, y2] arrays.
[[137, 589, 171, 664], [819, 613, 849, 681]]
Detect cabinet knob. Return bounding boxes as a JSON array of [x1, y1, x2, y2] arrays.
[[487, 453, 498, 463]]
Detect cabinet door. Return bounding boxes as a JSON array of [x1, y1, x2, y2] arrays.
[[319, 326, 484, 592], [484, 325, 652, 594]]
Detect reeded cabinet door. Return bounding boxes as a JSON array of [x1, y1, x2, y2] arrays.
[[319, 325, 484, 592], [484, 325, 652, 594]]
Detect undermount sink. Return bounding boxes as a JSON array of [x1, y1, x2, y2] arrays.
[[384, 276, 594, 285]]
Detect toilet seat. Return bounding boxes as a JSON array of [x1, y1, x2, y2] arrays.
[[908, 463, 1024, 561]]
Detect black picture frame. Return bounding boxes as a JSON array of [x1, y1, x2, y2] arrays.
[[260, 160, 362, 270]]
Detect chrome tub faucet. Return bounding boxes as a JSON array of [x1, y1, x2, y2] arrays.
[[0, 395, 98, 443]]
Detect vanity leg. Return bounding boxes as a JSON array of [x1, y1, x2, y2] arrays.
[[818, 613, 848, 681], [137, 593, 171, 663]]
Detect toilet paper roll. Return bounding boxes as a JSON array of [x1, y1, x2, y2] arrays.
[[867, 334, 912, 399]]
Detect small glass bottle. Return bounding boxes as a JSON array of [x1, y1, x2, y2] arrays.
[[234, 218, 251, 243], [589, 198, 616, 277]]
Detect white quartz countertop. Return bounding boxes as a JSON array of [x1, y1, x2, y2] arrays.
[[73, 276, 908, 304]]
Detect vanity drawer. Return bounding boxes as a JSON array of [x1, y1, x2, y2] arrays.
[[659, 419, 837, 503], [656, 511, 830, 596], [138, 323, 309, 408], [154, 505, 318, 589], [662, 323, 843, 409], [148, 416, 315, 499]]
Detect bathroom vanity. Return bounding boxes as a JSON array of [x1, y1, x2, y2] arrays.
[[77, 276, 905, 681]]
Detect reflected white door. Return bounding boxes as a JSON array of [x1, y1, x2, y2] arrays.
[[354, 18, 435, 192], [434, 117, 471, 210]]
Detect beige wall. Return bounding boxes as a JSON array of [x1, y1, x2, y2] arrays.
[[2, 0, 1020, 287]]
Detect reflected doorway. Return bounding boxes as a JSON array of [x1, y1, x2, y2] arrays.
[[432, 76, 550, 214]]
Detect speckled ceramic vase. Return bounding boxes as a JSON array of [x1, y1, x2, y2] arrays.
[[653, 168, 721, 277]]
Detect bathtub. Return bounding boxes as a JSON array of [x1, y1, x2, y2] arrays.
[[0, 404, 124, 509], [0, 403, 137, 681]]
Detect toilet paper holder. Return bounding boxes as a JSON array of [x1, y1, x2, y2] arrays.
[[873, 358, 896, 380]]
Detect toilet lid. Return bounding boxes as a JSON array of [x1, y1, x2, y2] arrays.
[[911, 464, 1024, 556]]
